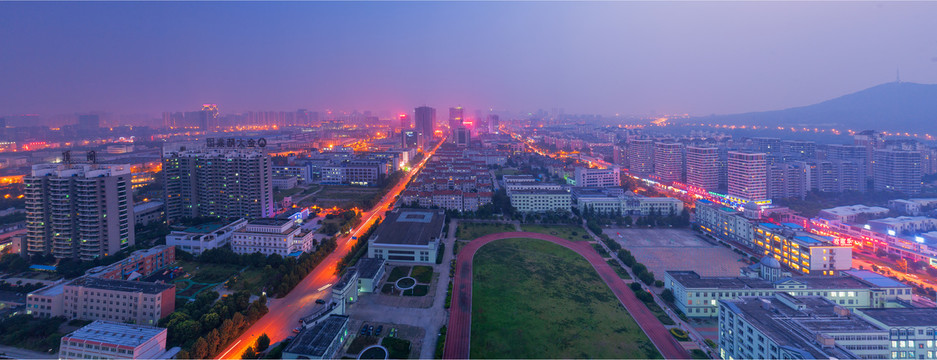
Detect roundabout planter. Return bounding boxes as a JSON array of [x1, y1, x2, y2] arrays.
[[358, 345, 388, 360], [395, 276, 417, 291]]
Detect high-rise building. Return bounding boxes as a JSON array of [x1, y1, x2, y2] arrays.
[[455, 127, 471, 147], [399, 113, 410, 129], [728, 151, 767, 202], [781, 140, 817, 161], [750, 137, 782, 154], [448, 107, 464, 139], [77, 114, 100, 131], [653, 142, 683, 184], [25, 163, 134, 260], [686, 146, 718, 191], [487, 114, 500, 134], [414, 106, 436, 149], [873, 149, 922, 195], [627, 139, 655, 176], [162, 144, 274, 223], [574, 167, 621, 188], [766, 162, 808, 200], [401, 130, 418, 148]]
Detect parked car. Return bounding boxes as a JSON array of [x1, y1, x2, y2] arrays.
[[315, 299, 326, 305], [360, 324, 369, 336], [375, 325, 383, 336], [292, 327, 302, 333]]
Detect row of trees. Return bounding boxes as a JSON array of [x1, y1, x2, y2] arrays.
[[161, 291, 268, 359], [337, 217, 382, 272], [617, 248, 657, 286], [0, 314, 66, 352], [192, 236, 338, 297]]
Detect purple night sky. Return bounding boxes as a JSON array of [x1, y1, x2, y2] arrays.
[[1, 1, 936, 119]]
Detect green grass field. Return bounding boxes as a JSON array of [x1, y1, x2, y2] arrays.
[[176, 261, 241, 283], [471, 238, 661, 359], [520, 224, 589, 241], [456, 222, 516, 240]]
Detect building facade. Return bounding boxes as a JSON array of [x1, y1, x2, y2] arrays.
[[509, 190, 571, 213], [728, 151, 767, 203], [25, 163, 134, 260], [162, 145, 274, 223], [686, 146, 719, 191], [231, 218, 315, 256], [59, 321, 170, 360]]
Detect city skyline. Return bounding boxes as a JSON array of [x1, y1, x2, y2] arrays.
[[2, 2, 937, 120]]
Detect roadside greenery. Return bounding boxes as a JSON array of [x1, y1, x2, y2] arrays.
[[161, 291, 268, 359]]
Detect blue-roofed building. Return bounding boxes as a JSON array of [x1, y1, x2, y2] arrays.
[[754, 222, 852, 276]]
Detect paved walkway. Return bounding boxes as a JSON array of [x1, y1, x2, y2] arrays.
[[442, 231, 690, 359]]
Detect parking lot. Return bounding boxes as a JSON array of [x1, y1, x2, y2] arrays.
[[603, 228, 748, 278]]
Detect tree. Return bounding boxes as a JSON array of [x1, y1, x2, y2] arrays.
[[256, 333, 271, 352], [897, 258, 910, 273], [191, 337, 210, 359], [661, 289, 675, 303], [241, 346, 258, 359]]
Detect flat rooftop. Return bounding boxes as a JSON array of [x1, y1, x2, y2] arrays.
[[285, 315, 349, 357], [723, 296, 873, 359], [355, 257, 385, 280], [182, 223, 225, 234], [842, 270, 909, 288], [859, 308, 937, 327], [247, 218, 292, 226], [372, 209, 445, 247], [63, 320, 166, 348], [69, 276, 173, 294], [668, 271, 880, 291]]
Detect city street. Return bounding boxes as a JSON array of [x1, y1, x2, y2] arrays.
[[215, 139, 444, 359]]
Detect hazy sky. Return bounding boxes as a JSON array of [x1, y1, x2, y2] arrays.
[[2, 1, 936, 119]]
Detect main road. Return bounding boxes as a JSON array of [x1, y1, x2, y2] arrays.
[[216, 139, 444, 359]]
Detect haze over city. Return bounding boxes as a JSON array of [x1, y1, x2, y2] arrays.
[[3, 2, 937, 360], [2, 1, 937, 119]]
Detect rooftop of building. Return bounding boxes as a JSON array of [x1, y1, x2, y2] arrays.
[[818, 205, 889, 218], [284, 315, 349, 357], [722, 296, 874, 359], [182, 223, 226, 234], [667, 270, 884, 291], [63, 320, 166, 348], [868, 216, 936, 226], [30, 280, 67, 297], [334, 269, 357, 291], [68, 276, 173, 294], [857, 308, 937, 327], [132, 201, 164, 212], [246, 218, 292, 226], [372, 208, 445, 247], [841, 270, 909, 288], [510, 189, 570, 195], [355, 257, 385, 280]]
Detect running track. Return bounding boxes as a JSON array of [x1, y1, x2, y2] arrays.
[[443, 231, 690, 359]]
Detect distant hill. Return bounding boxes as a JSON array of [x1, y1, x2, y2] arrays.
[[687, 82, 937, 132]]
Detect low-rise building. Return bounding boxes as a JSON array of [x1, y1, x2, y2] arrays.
[[754, 222, 853, 276], [573, 167, 621, 187], [818, 205, 891, 223], [665, 266, 912, 319], [86, 245, 175, 281], [332, 270, 358, 314], [367, 209, 444, 264], [231, 218, 315, 256], [509, 189, 571, 213], [59, 321, 172, 360], [28, 276, 174, 325], [695, 199, 755, 246], [283, 314, 350, 360], [165, 219, 247, 255], [853, 308, 937, 359], [133, 201, 165, 227], [719, 295, 885, 360], [355, 257, 386, 293], [272, 176, 298, 190]]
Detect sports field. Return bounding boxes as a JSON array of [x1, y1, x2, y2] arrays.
[[470, 238, 661, 359]]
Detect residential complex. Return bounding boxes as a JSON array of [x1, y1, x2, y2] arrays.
[[25, 163, 135, 260], [653, 142, 683, 184], [727, 151, 767, 203], [873, 149, 923, 195], [686, 146, 719, 191], [162, 144, 274, 222]]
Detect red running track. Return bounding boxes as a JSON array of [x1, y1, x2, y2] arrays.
[[443, 231, 690, 360]]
